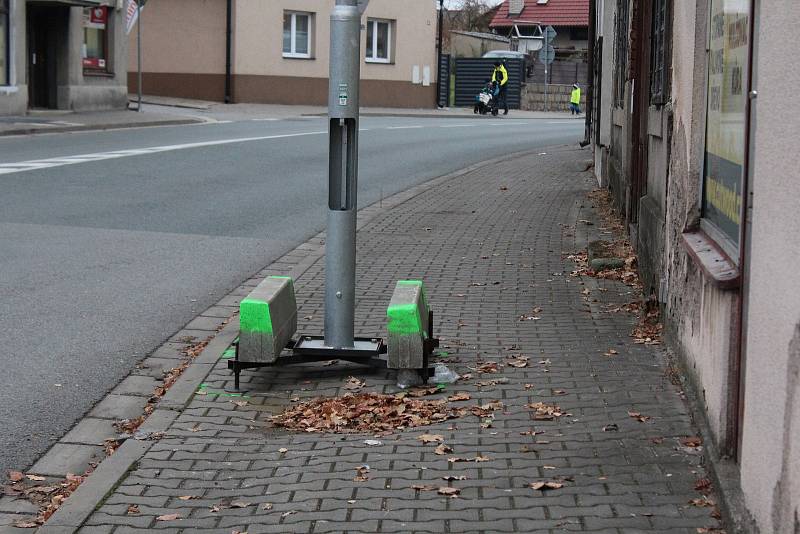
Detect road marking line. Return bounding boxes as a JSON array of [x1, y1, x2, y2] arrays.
[[386, 125, 424, 130], [439, 124, 476, 128], [0, 130, 327, 176], [252, 118, 281, 121]]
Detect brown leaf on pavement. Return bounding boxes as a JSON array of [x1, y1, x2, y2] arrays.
[[506, 355, 529, 368], [9, 471, 24, 482], [126, 504, 140, 515], [437, 487, 460, 497], [343, 377, 366, 391], [604, 349, 619, 357], [408, 386, 440, 398], [527, 402, 564, 420], [230, 501, 251, 508], [434, 444, 453, 455], [12, 519, 40, 528], [628, 411, 651, 423], [529, 481, 563, 491], [689, 497, 716, 507], [178, 495, 199, 501], [442, 475, 467, 481], [694, 478, 713, 495], [681, 436, 703, 447], [447, 392, 471, 402], [418, 434, 444, 443], [156, 514, 181, 521], [473, 362, 501, 374], [354, 465, 370, 482]]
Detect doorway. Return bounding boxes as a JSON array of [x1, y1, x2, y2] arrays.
[[27, 5, 66, 109]]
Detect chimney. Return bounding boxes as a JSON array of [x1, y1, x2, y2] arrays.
[[508, 0, 524, 16]]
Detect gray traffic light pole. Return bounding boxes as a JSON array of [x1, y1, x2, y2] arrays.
[[324, 0, 366, 349]]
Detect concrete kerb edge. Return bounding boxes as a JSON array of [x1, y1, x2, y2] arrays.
[[34, 144, 572, 532], [303, 112, 583, 121], [0, 118, 205, 138]]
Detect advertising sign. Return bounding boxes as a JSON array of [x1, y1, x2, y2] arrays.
[[702, 0, 751, 250], [83, 6, 107, 29]]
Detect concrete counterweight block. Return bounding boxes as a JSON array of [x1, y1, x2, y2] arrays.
[[239, 276, 298, 363], [387, 280, 430, 370]]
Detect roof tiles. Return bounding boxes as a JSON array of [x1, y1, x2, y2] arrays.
[[490, 0, 590, 28]]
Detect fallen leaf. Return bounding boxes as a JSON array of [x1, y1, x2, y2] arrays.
[[231, 501, 251, 508], [232, 400, 248, 407], [603, 423, 619, 432], [681, 436, 703, 447], [524, 384, 534, 390], [25, 474, 45, 482], [689, 497, 716, 507], [650, 436, 665, 444], [262, 502, 273, 510], [553, 389, 567, 396], [278, 448, 288, 453], [156, 514, 181, 521], [434, 443, 453, 455], [527, 402, 564, 420], [363, 440, 383, 446], [12, 520, 40, 528], [209, 505, 222, 513], [343, 377, 366, 391], [506, 355, 529, 368], [127, 504, 140, 515], [178, 495, 199, 501], [281, 510, 297, 518], [354, 465, 370, 482], [628, 411, 651, 423], [529, 481, 564, 491], [437, 486, 460, 497], [9, 471, 24, 482], [447, 392, 471, 402], [543, 465, 557, 470], [442, 475, 467, 481], [408, 386, 440, 398], [694, 478, 713, 494], [418, 434, 444, 443]]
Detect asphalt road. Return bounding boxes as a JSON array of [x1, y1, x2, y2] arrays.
[[0, 114, 583, 475]]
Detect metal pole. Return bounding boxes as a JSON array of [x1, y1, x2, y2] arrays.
[[544, 64, 548, 112], [436, 0, 444, 107], [224, 0, 232, 104], [324, 0, 362, 349], [137, 0, 142, 112]]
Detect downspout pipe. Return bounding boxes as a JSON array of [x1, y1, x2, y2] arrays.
[[224, 0, 232, 104], [580, 0, 596, 147], [436, 0, 445, 107]]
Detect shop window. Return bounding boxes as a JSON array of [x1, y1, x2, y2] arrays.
[[0, 0, 8, 85], [649, 0, 671, 105], [701, 0, 752, 258], [612, 0, 629, 107], [83, 6, 109, 72], [283, 11, 313, 59], [366, 19, 393, 63]]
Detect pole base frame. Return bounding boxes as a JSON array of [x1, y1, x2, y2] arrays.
[[227, 311, 439, 392]]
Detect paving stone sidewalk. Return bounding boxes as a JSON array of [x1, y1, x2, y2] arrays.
[[75, 146, 721, 533]]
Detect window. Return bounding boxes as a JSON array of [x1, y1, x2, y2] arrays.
[[649, 0, 671, 105], [701, 0, 752, 257], [366, 19, 392, 63], [612, 0, 629, 107], [283, 11, 312, 58], [83, 6, 109, 71], [0, 0, 9, 85], [570, 27, 589, 41]]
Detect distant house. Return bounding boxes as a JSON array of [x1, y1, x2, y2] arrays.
[[127, 0, 437, 108], [490, 0, 589, 55]]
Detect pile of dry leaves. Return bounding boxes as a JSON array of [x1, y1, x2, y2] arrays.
[[4, 472, 85, 528], [271, 392, 461, 434]]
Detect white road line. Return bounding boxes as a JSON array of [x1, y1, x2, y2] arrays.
[[251, 118, 281, 122], [386, 125, 424, 130], [0, 130, 327, 176], [547, 121, 580, 124], [439, 124, 476, 128]]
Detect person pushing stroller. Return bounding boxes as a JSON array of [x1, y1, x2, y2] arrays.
[[474, 79, 500, 115]]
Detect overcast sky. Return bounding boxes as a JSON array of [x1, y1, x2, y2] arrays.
[[443, 0, 505, 8]]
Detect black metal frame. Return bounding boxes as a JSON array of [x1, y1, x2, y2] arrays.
[[228, 310, 439, 391]]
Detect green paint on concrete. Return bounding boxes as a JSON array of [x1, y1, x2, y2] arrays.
[[240, 298, 273, 335], [221, 348, 235, 360], [387, 280, 428, 336]]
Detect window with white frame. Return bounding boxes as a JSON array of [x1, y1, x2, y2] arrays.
[[366, 19, 393, 63], [283, 11, 312, 58], [0, 0, 9, 85]]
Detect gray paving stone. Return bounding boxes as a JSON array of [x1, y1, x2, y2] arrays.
[[88, 394, 149, 420], [54, 148, 725, 534], [29, 443, 105, 477], [60, 417, 119, 446]]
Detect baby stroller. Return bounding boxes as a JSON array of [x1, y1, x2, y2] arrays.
[[474, 81, 500, 116]]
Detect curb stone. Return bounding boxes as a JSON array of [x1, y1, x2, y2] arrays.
[[29, 144, 576, 533], [0, 118, 205, 138]]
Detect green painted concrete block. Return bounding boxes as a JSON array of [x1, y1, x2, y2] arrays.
[[239, 276, 297, 363], [387, 280, 429, 370]]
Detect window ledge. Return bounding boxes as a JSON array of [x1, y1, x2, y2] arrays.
[[681, 230, 740, 290], [282, 54, 313, 60], [83, 70, 115, 78], [365, 59, 393, 64]]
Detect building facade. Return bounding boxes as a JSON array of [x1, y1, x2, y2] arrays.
[[589, 1, 800, 532], [0, 0, 128, 115], [128, 0, 438, 108]]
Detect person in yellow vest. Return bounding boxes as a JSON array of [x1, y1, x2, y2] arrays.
[[570, 83, 582, 115], [492, 61, 509, 115]]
